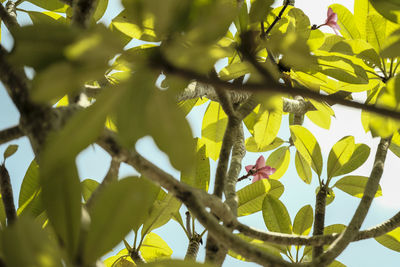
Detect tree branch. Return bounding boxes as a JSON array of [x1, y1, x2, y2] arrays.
[[264, 0, 290, 37], [0, 164, 17, 225], [96, 130, 294, 266], [0, 2, 18, 30], [184, 233, 202, 261], [130, 250, 146, 265], [0, 126, 24, 146], [156, 51, 400, 121], [311, 137, 391, 267], [72, 0, 96, 28], [312, 185, 327, 261]]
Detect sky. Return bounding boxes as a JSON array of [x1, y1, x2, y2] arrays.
[[1, 0, 400, 266]]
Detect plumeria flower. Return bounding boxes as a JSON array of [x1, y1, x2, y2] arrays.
[[245, 156, 276, 183], [312, 8, 341, 36]]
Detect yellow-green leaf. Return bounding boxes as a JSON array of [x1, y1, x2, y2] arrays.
[[201, 101, 228, 160], [335, 143, 370, 176], [327, 136, 355, 179], [290, 125, 323, 176], [266, 146, 290, 180], [3, 144, 18, 160], [329, 4, 361, 39], [253, 109, 282, 152], [140, 232, 173, 262], [375, 227, 400, 252], [245, 136, 284, 152], [237, 179, 271, 216], [295, 151, 312, 184], [292, 205, 313, 236], [262, 195, 292, 234], [334, 175, 382, 198]]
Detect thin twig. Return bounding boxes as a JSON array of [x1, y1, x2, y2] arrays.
[[0, 126, 24, 146], [264, 1, 290, 36]]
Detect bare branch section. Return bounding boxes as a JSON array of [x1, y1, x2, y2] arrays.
[[184, 233, 202, 261], [312, 137, 391, 267], [0, 126, 24, 146], [0, 164, 17, 225], [0, 2, 18, 30], [312, 185, 327, 261], [96, 131, 294, 267], [130, 250, 146, 265], [72, 0, 97, 28]]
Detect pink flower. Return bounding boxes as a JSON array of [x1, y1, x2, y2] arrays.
[[245, 156, 276, 183], [322, 8, 341, 35]]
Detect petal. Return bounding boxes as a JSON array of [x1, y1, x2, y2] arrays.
[[327, 7, 333, 17], [245, 165, 254, 173], [252, 174, 262, 183], [255, 155, 266, 169], [258, 166, 276, 176]]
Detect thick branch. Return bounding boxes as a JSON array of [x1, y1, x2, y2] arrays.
[[72, 0, 96, 28], [184, 233, 202, 261], [96, 130, 294, 266], [130, 250, 146, 265], [157, 53, 400, 121], [0, 2, 18, 30], [311, 137, 391, 267], [0, 126, 24, 146], [312, 185, 327, 261], [0, 164, 17, 225]]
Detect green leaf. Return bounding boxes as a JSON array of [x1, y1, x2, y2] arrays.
[[327, 136, 355, 179], [329, 4, 361, 39], [334, 175, 382, 198], [25, 0, 68, 12], [180, 139, 210, 191], [253, 109, 282, 154], [141, 259, 216, 267], [3, 144, 18, 160], [2, 217, 62, 267], [81, 179, 100, 202], [83, 177, 155, 265], [369, 0, 400, 24], [366, 14, 387, 52], [228, 234, 282, 261], [146, 89, 195, 172], [201, 101, 228, 161], [142, 192, 181, 237], [237, 179, 271, 216], [262, 195, 292, 234], [219, 62, 251, 81], [314, 50, 369, 85], [17, 160, 44, 217], [292, 205, 313, 236], [103, 249, 133, 267], [40, 160, 81, 259], [375, 227, 400, 252], [335, 143, 370, 176], [268, 179, 285, 199], [245, 137, 284, 152], [295, 151, 312, 184], [27, 11, 67, 24], [266, 146, 290, 180], [249, 0, 274, 24], [290, 125, 323, 176], [140, 232, 173, 262], [111, 11, 159, 42], [329, 260, 347, 267], [93, 0, 108, 21]]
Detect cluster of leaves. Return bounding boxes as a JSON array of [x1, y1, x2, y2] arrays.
[[2, 0, 400, 266]]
